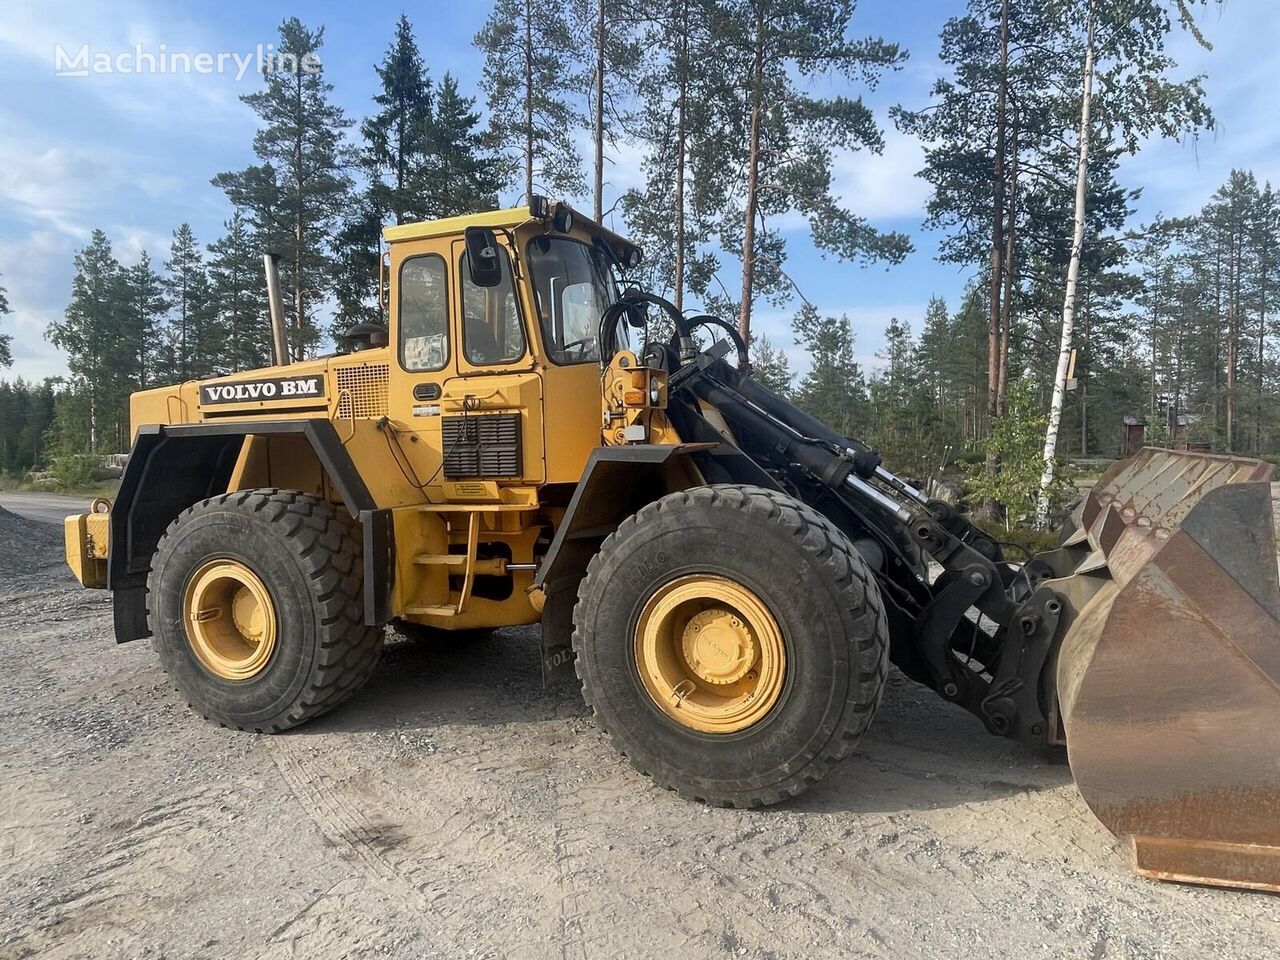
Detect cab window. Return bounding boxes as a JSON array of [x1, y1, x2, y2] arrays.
[[460, 247, 526, 365], [526, 236, 620, 364], [399, 254, 449, 372]]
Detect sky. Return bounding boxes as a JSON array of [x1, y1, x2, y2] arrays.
[[1, 0, 1277, 383]]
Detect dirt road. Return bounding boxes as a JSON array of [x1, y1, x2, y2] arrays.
[[0, 492, 99, 526], [1, 504, 1276, 960]]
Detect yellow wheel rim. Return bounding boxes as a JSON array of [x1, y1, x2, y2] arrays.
[[634, 575, 786, 734], [183, 560, 278, 681]]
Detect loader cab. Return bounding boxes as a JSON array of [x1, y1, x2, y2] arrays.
[[383, 204, 632, 492]]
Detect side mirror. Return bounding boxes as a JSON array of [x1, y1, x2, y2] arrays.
[[464, 226, 502, 288]]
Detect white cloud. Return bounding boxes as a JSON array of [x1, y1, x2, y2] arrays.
[[830, 128, 930, 221], [0, 133, 184, 240], [0, 1, 255, 133], [0, 230, 74, 381], [1116, 0, 1280, 218]]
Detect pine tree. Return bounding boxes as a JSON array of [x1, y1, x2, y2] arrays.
[[0, 379, 55, 474], [213, 18, 353, 360], [894, 0, 1073, 425], [362, 15, 434, 225], [476, 0, 584, 201], [0, 276, 11, 368], [423, 73, 502, 218], [621, 0, 731, 311], [748, 334, 793, 397], [46, 230, 125, 449], [332, 199, 384, 332], [572, 0, 641, 220], [711, 0, 912, 341], [161, 224, 215, 381], [118, 252, 166, 390], [208, 211, 272, 373], [792, 305, 867, 436], [866, 317, 948, 478]]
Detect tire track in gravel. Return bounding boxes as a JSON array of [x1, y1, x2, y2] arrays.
[[1, 784, 225, 959]]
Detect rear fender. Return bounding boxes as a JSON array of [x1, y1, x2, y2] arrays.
[[109, 420, 391, 642]]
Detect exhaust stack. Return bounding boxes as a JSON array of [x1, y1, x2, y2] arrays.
[[263, 253, 289, 366]]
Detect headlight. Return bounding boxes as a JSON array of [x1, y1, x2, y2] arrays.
[[649, 377, 661, 406]]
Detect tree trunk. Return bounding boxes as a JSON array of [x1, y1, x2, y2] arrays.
[[978, 0, 1012, 521], [293, 68, 305, 362], [1149, 278, 1159, 419], [987, 0, 1010, 431], [395, 88, 406, 222], [1226, 301, 1237, 451], [524, 0, 535, 203], [1212, 241, 1222, 442], [997, 104, 1019, 417], [593, 0, 605, 222], [1225, 218, 1237, 451], [737, 2, 765, 342], [673, 9, 688, 313], [1080, 292, 1089, 457], [1257, 227, 1269, 453], [1037, 6, 1094, 524]]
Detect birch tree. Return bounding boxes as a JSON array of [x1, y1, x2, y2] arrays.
[[1037, 0, 1217, 519]]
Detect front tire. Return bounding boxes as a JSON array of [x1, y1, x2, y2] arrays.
[[147, 489, 383, 732], [572, 484, 889, 807]]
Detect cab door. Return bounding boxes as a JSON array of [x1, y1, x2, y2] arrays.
[[385, 234, 455, 491], [442, 236, 545, 489], [386, 233, 546, 496]]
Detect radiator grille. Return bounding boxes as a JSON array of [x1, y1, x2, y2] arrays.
[[442, 413, 522, 479], [336, 363, 389, 418]]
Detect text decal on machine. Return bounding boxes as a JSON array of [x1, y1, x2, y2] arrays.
[[200, 375, 326, 405]]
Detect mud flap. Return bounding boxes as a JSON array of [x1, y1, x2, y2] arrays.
[[1050, 448, 1280, 892]]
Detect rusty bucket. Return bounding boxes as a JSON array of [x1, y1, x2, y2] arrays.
[[1047, 448, 1280, 892]]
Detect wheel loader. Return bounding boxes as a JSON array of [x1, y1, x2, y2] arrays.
[[64, 200, 1280, 892]]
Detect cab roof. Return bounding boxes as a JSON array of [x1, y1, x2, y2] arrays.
[[381, 203, 636, 255], [382, 205, 534, 244]]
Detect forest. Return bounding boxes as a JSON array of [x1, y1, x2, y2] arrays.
[[1, 0, 1275, 524]]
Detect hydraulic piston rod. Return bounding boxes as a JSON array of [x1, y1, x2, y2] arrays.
[[846, 474, 912, 522]]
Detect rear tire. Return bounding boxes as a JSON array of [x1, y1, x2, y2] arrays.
[[572, 484, 889, 807], [148, 489, 383, 732]]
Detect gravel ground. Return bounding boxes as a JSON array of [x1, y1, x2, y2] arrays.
[[1, 504, 1277, 960]]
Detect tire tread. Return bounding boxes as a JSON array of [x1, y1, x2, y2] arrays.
[[147, 488, 383, 733], [572, 483, 889, 808]]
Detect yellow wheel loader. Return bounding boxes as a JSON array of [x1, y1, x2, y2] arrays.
[[63, 201, 1280, 891]]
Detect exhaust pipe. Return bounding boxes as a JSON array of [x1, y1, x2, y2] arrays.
[[263, 253, 289, 366]]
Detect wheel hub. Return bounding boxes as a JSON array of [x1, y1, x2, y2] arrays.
[[681, 609, 754, 685], [183, 560, 278, 681], [635, 575, 786, 734]]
